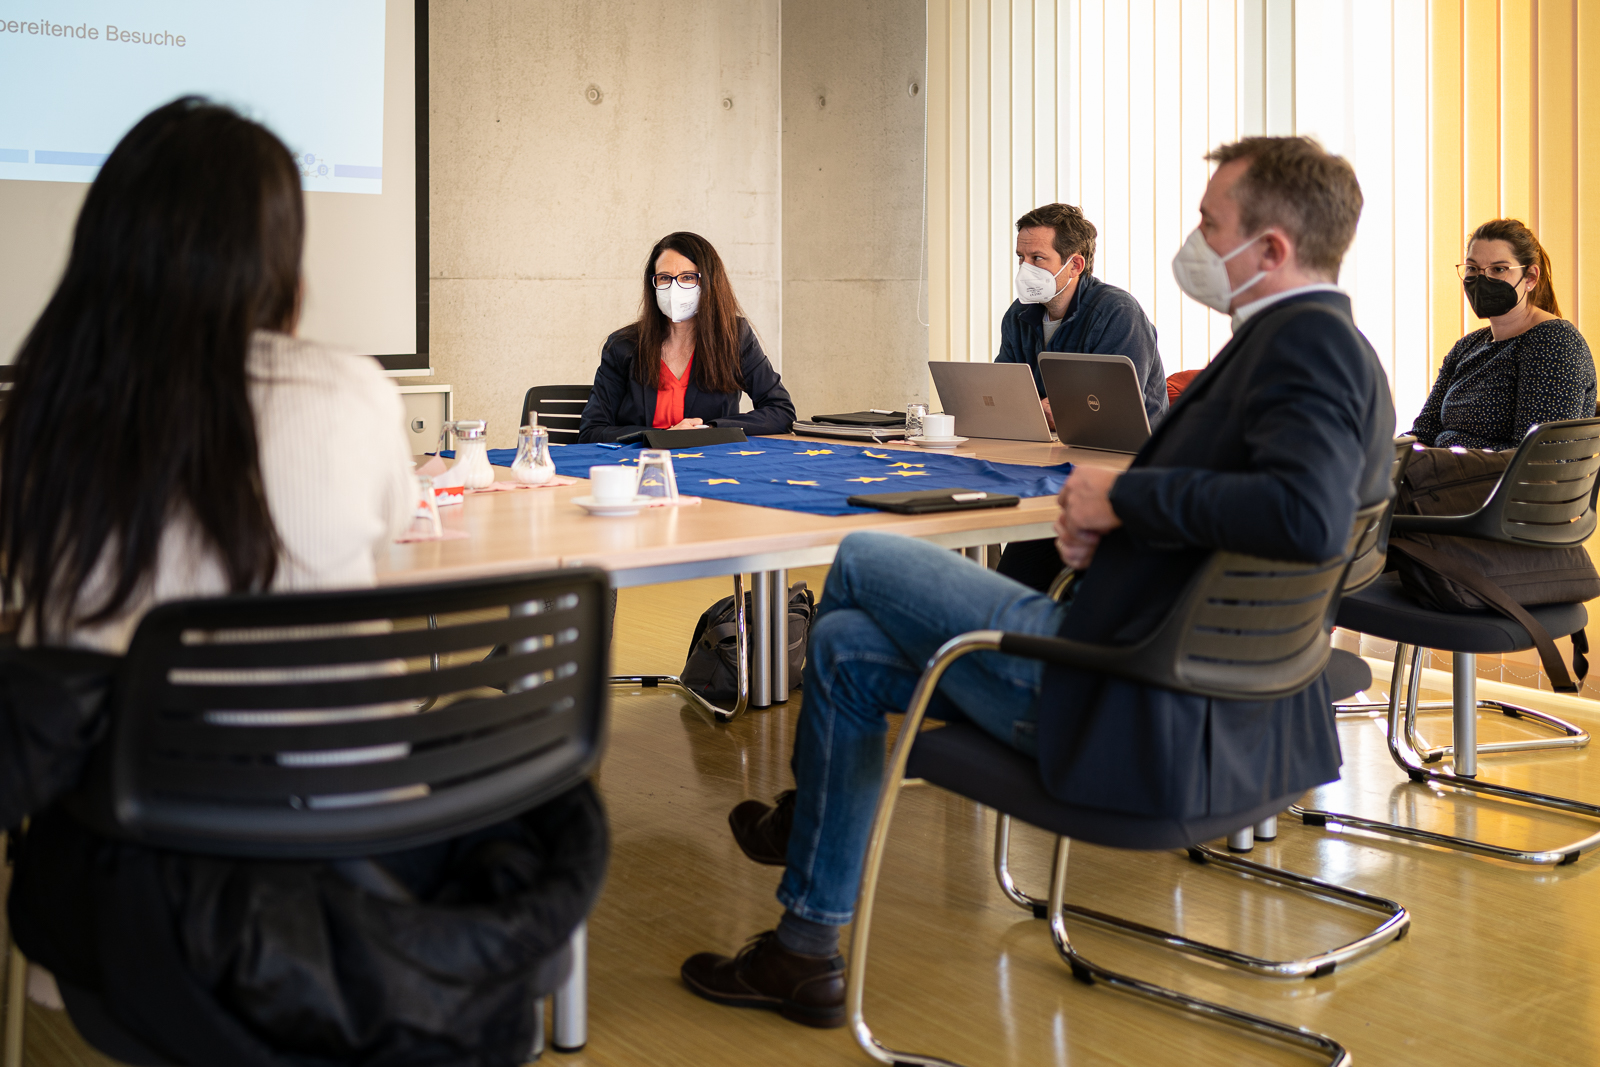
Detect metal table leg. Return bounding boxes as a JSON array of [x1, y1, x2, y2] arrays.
[[752, 572, 773, 709], [611, 574, 750, 723], [771, 569, 790, 702], [552, 922, 587, 1052]]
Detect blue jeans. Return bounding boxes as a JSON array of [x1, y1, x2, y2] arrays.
[[777, 532, 1070, 925]]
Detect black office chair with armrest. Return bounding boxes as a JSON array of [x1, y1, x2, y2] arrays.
[[520, 384, 592, 443], [849, 515, 1400, 1067], [989, 502, 1406, 983], [4, 568, 610, 1066], [1329, 432, 1588, 754], [1295, 418, 1600, 865]]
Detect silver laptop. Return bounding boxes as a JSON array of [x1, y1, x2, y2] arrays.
[[926, 361, 1053, 442], [1038, 353, 1152, 454]]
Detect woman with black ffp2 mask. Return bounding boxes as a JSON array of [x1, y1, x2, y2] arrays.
[[1409, 218, 1594, 451]]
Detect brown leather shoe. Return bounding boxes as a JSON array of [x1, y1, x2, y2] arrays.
[[728, 790, 795, 866], [681, 930, 846, 1028]]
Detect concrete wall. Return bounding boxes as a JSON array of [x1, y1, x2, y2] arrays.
[[419, 0, 926, 442], [780, 0, 929, 419], [422, 0, 782, 446]]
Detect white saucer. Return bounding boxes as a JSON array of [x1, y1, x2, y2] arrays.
[[574, 494, 650, 516], [908, 435, 968, 449]]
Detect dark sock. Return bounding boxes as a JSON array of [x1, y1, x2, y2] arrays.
[[775, 910, 841, 958]]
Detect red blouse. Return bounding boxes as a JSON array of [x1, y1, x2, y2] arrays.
[[654, 355, 694, 429]]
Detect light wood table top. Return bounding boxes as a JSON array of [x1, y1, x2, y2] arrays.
[[376, 436, 1129, 588]]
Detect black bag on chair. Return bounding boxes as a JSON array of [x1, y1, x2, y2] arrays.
[[1389, 445, 1600, 690], [681, 582, 815, 703]]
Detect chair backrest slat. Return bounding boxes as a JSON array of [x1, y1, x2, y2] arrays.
[[70, 569, 610, 859], [521, 384, 592, 444], [1136, 502, 1384, 700], [1482, 419, 1600, 545], [1341, 437, 1412, 595]]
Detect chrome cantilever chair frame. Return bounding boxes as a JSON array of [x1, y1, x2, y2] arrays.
[[611, 573, 751, 722], [1292, 642, 1600, 865], [851, 521, 1393, 1066], [994, 501, 1407, 978], [847, 634, 1351, 1067], [991, 812, 1408, 979]]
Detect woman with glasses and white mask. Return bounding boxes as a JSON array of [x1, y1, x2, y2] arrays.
[[1410, 218, 1594, 450], [578, 231, 795, 442]]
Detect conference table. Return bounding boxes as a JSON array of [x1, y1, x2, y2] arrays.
[[376, 433, 1132, 720]]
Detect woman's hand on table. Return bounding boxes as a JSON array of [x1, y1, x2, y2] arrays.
[[670, 418, 707, 430]]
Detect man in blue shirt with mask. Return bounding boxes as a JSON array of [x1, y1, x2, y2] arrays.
[[996, 203, 1168, 590]]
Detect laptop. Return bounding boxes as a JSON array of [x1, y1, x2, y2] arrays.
[[1038, 353, 1152, 454], [926, 361, 1053, 442]]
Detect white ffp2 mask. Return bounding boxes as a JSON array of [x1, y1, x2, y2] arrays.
[[1170, 227, 1267, 314], [655, 284, 700, 323], [1015, 259, 1070, 304]]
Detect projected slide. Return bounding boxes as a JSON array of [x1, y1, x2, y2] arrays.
[[0, 1, 386, 193]]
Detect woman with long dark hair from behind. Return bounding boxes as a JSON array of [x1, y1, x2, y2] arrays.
[[1410, 218, 1595, 450], [577, 231, 795, 441], [1, 96, 415, 1029], [0, 97, 415, 649]]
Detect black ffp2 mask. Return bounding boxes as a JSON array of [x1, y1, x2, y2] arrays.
[[1463, 274, 1522, 318]]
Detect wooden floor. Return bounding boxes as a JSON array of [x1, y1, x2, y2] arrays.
[[10, 565, 1600, 1065]]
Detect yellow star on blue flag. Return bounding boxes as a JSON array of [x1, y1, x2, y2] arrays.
[[847, 477, 888, 483], [863, 451, 891, 459], [706, 478, 740, 485], [888, 461, 924, 469], [787, 479, 819, 486], [728, 450, 766, 456], [893, 470, 928, 477], [673, 452, 705, 458], [799, 449, 835, 457]]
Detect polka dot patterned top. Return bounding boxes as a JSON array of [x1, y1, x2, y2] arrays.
[[1409, 319, 1595, 451]]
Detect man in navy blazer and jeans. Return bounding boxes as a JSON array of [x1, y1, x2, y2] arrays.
[[681, 136, 1396, 1029]]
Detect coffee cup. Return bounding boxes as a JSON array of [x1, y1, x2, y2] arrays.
[[589, 465, 640, 504], [921, 413, 956, 438]]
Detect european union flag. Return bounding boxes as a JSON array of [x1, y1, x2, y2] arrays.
[[477, 439, 1071, 517]]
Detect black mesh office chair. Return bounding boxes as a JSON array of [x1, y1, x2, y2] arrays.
[[520, 384, 592, 443], [848, 513, 1391, 1067], [1296, 418, 1600, 864], [4, 568, 610, 1066]]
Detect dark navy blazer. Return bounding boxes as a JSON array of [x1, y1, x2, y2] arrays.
[[577, 320, 795, 443], [1034, 290, 1396, 821]]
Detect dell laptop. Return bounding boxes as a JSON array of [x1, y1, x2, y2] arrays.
[[1038, 353, 1152, 454], [926, 361, 1053, 442]]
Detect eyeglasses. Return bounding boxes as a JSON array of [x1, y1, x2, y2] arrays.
[[1456, 263, 1527, 281], [651, 272, 702, 290]]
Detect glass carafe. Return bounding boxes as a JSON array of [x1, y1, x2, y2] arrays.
[[512, 422, 557, 485], [439, 419, 496, 490]]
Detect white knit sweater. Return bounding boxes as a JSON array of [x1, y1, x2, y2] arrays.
[[60, 331, 417, 653]]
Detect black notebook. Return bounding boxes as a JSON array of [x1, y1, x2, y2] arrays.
[[809, 410, 907, 427], [846, 488, 1021, 514], [616, 427, 748, 448]]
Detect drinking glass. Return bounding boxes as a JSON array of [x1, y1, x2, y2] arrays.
[[635, 449, 679, 502], [407, 475, 443, 539], [905, 402, 929, 439]]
